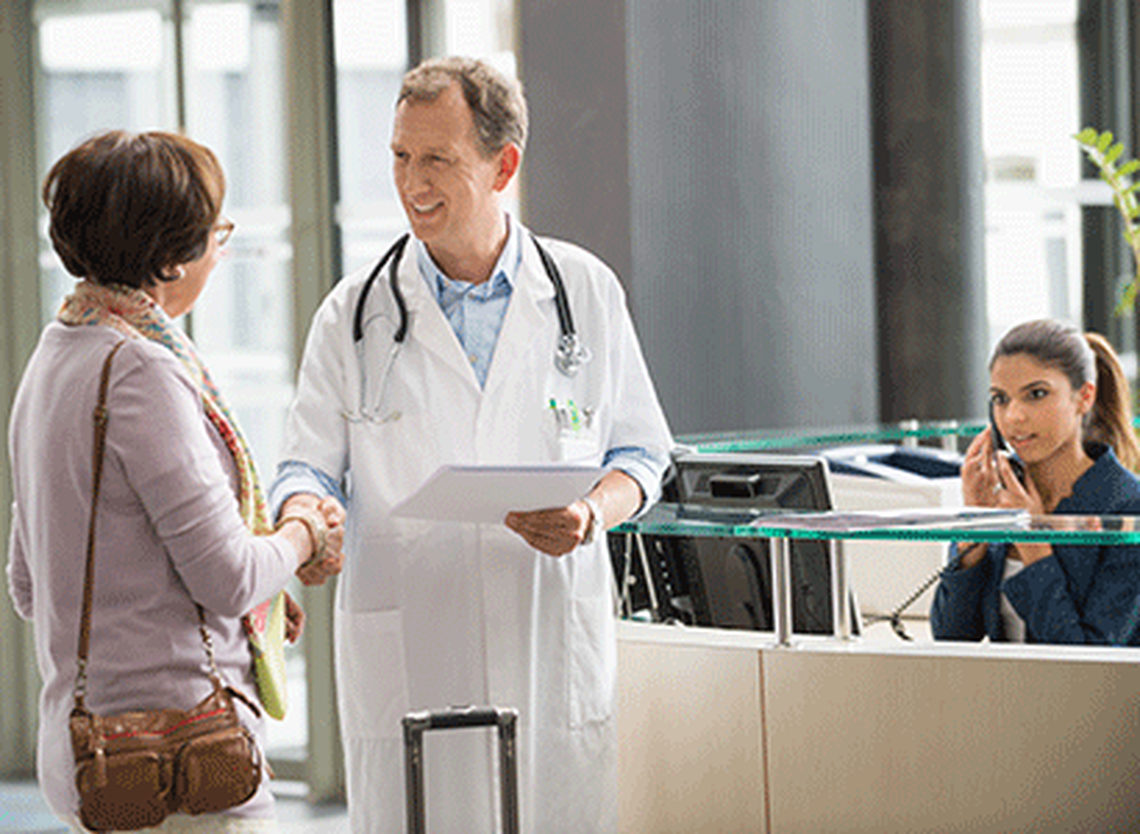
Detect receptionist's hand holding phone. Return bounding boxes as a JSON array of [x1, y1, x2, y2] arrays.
[[988, 400, 1028, 488], [960, 402, 1043, 515], [955, 403, 1048, 569]]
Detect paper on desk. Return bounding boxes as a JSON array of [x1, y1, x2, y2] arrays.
[[756, 507, 1030, 532], [390, 463, 606, 523]]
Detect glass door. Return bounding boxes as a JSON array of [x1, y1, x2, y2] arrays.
[[33, 0, 303, 773], [980, 0, 1084, 349], [34, 1, 177, 321], [181, 0, 302, 767]]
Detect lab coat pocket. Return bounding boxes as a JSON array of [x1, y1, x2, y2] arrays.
[[542, 396, 606, 462], [568, 593, 617, 729], [335, 609, 410, 741], [557, 431, 603, 464]]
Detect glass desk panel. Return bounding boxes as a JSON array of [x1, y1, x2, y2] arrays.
[[676, 417, 1140, 453], [615, 504, 1140, 645], [675, 420, 984, 452], [616, 503, 1140, 546]]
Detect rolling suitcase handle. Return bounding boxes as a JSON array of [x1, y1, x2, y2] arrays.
[[403, 705, 520, 834]]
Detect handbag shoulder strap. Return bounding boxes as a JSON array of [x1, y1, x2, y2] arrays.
[[72, 340, 222, 712]]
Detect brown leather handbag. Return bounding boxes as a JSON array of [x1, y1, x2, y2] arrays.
[[69, 341, 263, 832]]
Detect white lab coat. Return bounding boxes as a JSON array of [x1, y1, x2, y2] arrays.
[[280, 227, 672, 833]]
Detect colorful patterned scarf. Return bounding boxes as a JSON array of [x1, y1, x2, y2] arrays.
[[58, 279, 289, 718]]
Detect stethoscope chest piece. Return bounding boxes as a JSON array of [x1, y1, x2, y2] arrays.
[[555, 333, 592, 377]]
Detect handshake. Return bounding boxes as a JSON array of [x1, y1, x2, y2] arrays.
[[275, 495, 348, 587]]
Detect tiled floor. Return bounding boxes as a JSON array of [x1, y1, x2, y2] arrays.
[[0, 780, 349, 833]]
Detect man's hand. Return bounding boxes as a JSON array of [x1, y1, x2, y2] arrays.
[[504, 470, 644, 557], [504, 501, 593, 557]]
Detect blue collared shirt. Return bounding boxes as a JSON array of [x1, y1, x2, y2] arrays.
[[416, 216, 520, 389], [270, 216, 664, 517]]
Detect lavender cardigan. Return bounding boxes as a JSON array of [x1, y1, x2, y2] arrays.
[[6, 323, 298, 824]]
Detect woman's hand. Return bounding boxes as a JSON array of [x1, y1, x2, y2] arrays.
[[962, 428, 1044, 513], [964, 436, 1052, 565], [284, 592, 305, 643], [991, 453, 1044, 515], [961, 428, 1002, 507], [297, 497, 347, 586], [991, 455, 1053, 565]]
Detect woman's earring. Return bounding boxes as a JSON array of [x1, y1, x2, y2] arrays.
[[166, 265, 185, 281]]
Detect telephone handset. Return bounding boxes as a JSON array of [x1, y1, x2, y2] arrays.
[[989, 400, 1028, 488]]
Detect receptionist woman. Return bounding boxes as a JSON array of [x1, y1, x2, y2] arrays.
[[931, 319, 1140, 645]]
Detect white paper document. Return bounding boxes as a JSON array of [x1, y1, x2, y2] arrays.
[[390, 463, 606, 523]]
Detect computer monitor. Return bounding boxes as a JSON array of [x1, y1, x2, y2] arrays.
[[613, 452, 856, 636]]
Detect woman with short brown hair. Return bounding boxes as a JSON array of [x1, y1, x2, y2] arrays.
[[8, 130, 344, 832]]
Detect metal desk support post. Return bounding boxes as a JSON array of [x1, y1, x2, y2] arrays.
[[772, 536, 794, 647], [773, 536, 852, 646], [829, 540, 854, 640], [633, 533, 663, 622], [900, 418, 920, 449], [941, 420, 960, 452]]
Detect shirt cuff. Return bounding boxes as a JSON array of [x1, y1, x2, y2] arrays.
[[603, 445, 670, 518], [269, 460, 346, 520]]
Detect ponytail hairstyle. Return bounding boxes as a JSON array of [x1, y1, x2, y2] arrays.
[[991, 320, 1140, 470], [1084, 332, 1140, 470]]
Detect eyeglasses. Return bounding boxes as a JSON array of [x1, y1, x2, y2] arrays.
[[214, 218, 235, 248]]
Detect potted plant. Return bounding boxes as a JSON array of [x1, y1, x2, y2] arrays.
[[1074, 127, 1140, 313]]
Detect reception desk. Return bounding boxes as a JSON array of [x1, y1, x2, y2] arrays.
[[617, 623, 1140, 832], [614, 506, 1140, 832]]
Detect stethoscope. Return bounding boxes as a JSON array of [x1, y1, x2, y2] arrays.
[[344, 232, 591, 423]]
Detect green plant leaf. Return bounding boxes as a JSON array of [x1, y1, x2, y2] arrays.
[[1116, 280, 1139, 317], [1075, 125, 1140, 319], [1076, 127, 1099, 144]]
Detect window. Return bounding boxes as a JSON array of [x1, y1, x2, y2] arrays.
[[33, 0, 301, 767], [980, 0, 1087, 350], [333, 0, 409, 274], [332, 0, 518, 277], [26, 0, 520, 794], [183, 1, 293, 485], [35, 4, 175, 321]]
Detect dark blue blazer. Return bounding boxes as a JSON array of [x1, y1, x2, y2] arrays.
[[931, 444, 1140, 645]]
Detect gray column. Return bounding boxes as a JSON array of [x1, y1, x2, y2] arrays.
[[1078, 0, 1133, 344], [517, 0, 632, 284], [521, 0, 878, 435], [871, 0, 988, 422], [0, 0, 43, 778]]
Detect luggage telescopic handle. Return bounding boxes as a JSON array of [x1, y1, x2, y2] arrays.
[[405, 706, 512, 731], [403, 706, 520, 834]]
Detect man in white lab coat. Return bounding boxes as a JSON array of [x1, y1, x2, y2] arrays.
[[271, 56, 672, 833]]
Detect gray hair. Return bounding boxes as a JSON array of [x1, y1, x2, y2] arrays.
[[398, 56, 528, 157]]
